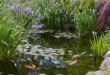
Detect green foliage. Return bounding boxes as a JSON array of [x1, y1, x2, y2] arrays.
[[0, 12, 27, 60], [90, 33, 110, 57], [74, 9, 96, 35], [33, 0, 74, 30], [74, 0, 95, 11], [59, 0, 73, 14], [73, 0, 97, 35], [81, 0, 95, 11]]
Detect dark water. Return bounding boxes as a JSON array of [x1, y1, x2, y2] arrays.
[[0, 33, 101, 75], [29, 33, 101, 75]]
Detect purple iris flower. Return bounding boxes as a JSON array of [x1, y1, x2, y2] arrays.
[[38, 15, 42, 20], [16, 0, 20, 2], [25, 0, 30, 3], [34, 22, 44, 30], [24, 7, 32, 14], [32, 22, 44, 36], [7, 0, 13, 2], [9, 6, 20, 12]]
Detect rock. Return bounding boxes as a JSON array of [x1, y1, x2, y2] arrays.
[[52, 59, 67, 68], [92, 31, 97, 36], [103, 51, 110, 58], [39, 59, 55, 69], [0, 72, 2, 75], [57, 49, 65, 55], [90, 54, 93, 57], [68, 51, 73, 56], [86, 71, 107, 75], [86, 72, 95, 75], [100, 57, 110, 70], [95, 71, 107, 75], [39, 74, 46, 75], [22, 39, 28, 44], [53, 35, 61, 38], [17, 45, 27, 53], [53, 32, 78, 39], [31, 45, 43, 52]]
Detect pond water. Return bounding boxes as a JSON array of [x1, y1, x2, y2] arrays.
[[0, 33, 101, 75]]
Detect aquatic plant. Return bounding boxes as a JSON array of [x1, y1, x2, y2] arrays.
[[73, 0, 96, 35], [0, 13, 25, 60], [33, 0, 74, 30], [59, 0, 73, 14], [74, 9, 96, 35], [90, 33, 110, 57], [73, 0, 95, 12]]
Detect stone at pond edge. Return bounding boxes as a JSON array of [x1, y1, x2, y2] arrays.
[[86, 71, 95, 75], [0, 72, 2, 75], [100, 57, 110, 70], [39, 74, 46, 75], [53, 32, 78, 39], [103, 51, 110, 58], [8, 74, 14, 75], [86, 71, 107, 75]]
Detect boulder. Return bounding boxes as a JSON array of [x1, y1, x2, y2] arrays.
[[103, 51, 110, 58], [86, 72, 95, 75], [39, 73, 46, 75], [95, 71, 107, 75], [86, 71, 107, 75], [100, 57, 110, 70]]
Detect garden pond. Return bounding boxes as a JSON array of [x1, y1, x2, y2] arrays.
[[0, 32, 102, 75]]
